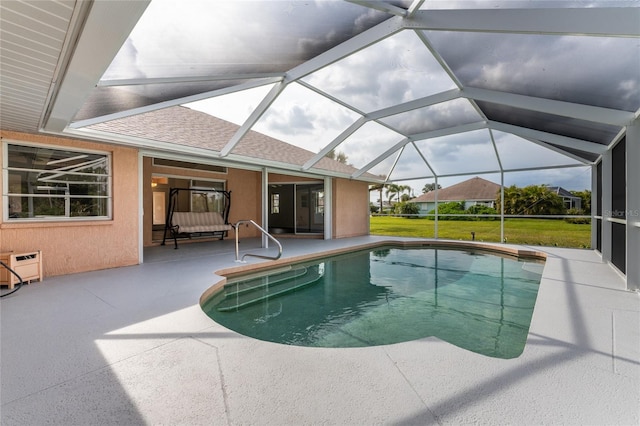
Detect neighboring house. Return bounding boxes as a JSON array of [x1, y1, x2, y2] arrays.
[[409, 177, 501, 215], [546, 186, 582, 210]]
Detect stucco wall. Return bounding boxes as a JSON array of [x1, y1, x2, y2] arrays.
[[0, 131, 139, 277], [267, 174, 317, 183], [333, 179, 370, 238]]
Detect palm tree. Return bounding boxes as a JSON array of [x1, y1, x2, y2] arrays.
[[369, 183, 386, 214], [325, 149, 348, 164], [497, 185, 566, 215], [386, 183, 403, 207], [399, 184, 412, 202], [422, 183, 441, 193]]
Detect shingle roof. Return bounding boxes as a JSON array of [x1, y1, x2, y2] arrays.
[[410, 177, 500, 203], [88, 106, 366, 177], [546, 186, 580, 198]]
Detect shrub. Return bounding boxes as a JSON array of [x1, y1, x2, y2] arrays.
[[565, 208, 591, 224], [425, 202, 498, 220], [427, 201, 466, 220], [394, 201, 420, 217], [466, 205, 498, 220]]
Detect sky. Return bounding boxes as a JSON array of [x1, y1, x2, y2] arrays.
[[101, 0, 637, 198]]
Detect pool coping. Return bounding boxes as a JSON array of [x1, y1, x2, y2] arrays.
[[202, 239, 548, 305]]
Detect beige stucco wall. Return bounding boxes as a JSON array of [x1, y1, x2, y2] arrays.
[[0, 131, 139, 277], [333, 178, 370, 238], [267, 173, 317, 183]]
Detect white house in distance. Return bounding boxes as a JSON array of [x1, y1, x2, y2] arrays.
[[410, 177, 501, 215]]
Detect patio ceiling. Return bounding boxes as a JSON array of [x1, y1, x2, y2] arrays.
[[2, 0, 639, 184]]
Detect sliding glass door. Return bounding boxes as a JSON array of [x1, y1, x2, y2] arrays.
[[268, 183, 324, 234], [296, 184, 324, 233]]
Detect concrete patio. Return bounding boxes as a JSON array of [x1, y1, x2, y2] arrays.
[[1, 236, 638, 425]]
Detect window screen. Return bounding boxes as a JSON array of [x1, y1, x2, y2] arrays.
[[4, 143, 111, 220]]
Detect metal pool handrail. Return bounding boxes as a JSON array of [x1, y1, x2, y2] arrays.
[[234, 220, 282, 263]]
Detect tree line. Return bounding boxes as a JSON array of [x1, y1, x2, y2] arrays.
[[370, 183, 591, 222]]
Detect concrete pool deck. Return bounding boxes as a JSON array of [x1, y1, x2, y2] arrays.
[[1, 236, 638, 425]]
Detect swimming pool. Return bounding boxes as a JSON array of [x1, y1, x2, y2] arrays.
[[202, 245, 545, 358]]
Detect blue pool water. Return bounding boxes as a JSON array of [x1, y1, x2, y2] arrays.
[[201, 246, 544, 358]]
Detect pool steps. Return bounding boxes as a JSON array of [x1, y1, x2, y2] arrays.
[[211, 266, 323, 312]]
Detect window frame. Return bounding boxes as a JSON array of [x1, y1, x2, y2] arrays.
[[189, 179, 226, 213], [2, 140, 113, 222]]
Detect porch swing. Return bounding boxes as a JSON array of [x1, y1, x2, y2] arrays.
[[161, 187, 232, 249]]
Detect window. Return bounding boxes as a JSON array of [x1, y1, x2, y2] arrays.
[[153, 158, 227, 173], [4, 143, 111, 221], [190, 180, 225, 213]]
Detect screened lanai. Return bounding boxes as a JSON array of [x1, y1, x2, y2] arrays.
[[2, 0, 639, 289], [2, 3, 640, 424], [64, 0, 636, 185]]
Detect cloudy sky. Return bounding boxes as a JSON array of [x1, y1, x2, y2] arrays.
[[102, 0, 638, 196]]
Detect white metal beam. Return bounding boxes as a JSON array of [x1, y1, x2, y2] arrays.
[[411, 140, 436, 177], [407, 0, 426, 17], [366, 89, 460, 121], [489, 121, 607, 155], [410, 121, 487, 141], [70, 77, 282, 129], [403, 8, 640, 37], [626, 121, 640, 290], [302, 117, 367, 170], [220, 81, 286, 157], [520, 136, 593, 165], [346, 0, 407, 17], [354, 122, 488, 178], [286, 16, 403, 81], [98, 73, 285, 87], [383, 163, 589, 182], [384, 146, 405, 183], [352, 137, 409, 179], [304, 90, 463, 172], [463, 86, 635, 126], [42, 1, 151, 133]]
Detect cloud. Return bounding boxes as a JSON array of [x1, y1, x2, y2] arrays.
[[111, 0, 395, 80], [252, 82, 362, 153], [381, 98, 482, 135], [504, 168, 592, 191], [412, 130, 501, 175], [425, 31, 640, 111], [263, 105, 316, 134], [492, 131, 584, 169], [303, 30, 456, 112]]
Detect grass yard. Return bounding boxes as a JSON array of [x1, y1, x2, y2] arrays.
[[370, 216, 591, 248]]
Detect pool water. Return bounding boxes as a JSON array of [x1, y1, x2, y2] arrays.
[[202, 246, 544, 358]]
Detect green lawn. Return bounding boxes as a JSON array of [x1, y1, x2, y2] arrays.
[[370, 216, 591, 248]]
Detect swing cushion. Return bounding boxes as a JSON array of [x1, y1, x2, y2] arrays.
[[172, 212, 232, 234]]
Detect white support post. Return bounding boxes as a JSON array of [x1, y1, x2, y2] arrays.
[[262, 168, 269, 248], [601, 150, 613, 264], [434, 177, 439, 239], [591, 163, 599, 251], [138, 152, 144, 264], [626, 122, 640, 291], [500, 172, 505, 243], [324, 176, 332, 240]]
